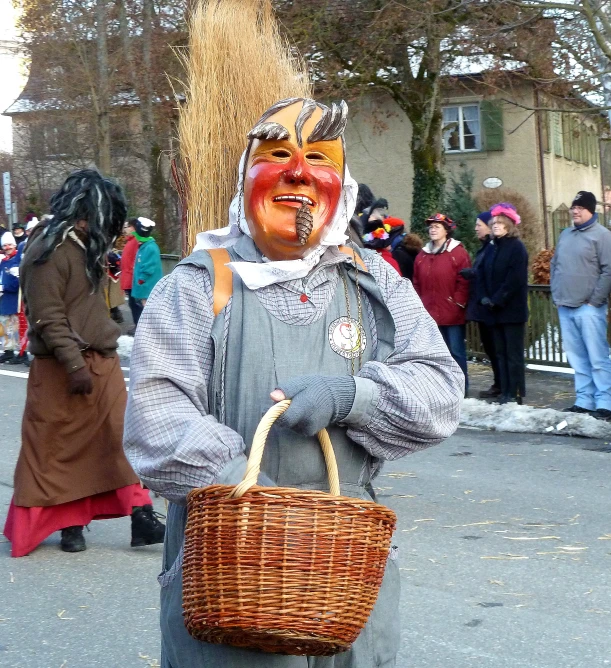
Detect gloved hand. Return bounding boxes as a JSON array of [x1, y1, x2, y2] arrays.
[[458, 268, 475, 280], [480, 297, 495, 309], [68, 366, 93, 395], [271, 375, 356, 436], [8, 267, 19, 278]]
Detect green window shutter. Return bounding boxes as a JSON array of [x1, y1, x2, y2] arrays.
[[552, 113, 563, 156], [582, 125, 589, 166], [562, 114, 571, 160], [591, 130, 599, 167], [481, 100, 504, 151]]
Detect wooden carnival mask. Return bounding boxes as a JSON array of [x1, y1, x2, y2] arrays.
[[243, 98, 347, 261]]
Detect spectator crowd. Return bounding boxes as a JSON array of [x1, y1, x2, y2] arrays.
[[353, 185, 610, 418]]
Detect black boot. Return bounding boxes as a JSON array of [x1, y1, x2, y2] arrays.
[[0, 350, 15, 363], [479, 384, 501, 399], [60, 526, 86, 553], [6, 352, 26, 365], [131, 505, 166, 547]]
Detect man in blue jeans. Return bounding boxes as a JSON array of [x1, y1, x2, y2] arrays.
[[551, 191, 611, 419]]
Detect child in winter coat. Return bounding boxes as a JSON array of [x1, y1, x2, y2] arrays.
[[131, 217, 163, 306], [0, 232, 22, 364]]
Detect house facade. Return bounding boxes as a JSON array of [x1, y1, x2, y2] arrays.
[[4, 70, 608, 253]]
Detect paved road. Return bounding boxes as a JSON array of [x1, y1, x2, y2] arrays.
[[1, 368, 610, 667]]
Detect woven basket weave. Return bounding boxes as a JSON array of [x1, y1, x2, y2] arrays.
[[183, 400, 397, 656]]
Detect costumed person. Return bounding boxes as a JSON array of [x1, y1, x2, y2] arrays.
[[480, 203, 528, 405], [413, 213, 471, 390], [392, 232, 423, 281], [360, 198, 403, 273], [460, 211, 502, 398], [3, 169, 165, 557], [347, 183, 375, 247], [130, 217, 163, 308], [0, 232, 21, 364], [124, 4, 462, 665], [120, 219, 142, 332]]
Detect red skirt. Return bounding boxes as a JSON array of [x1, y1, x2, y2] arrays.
[[3, 483, 152, 558]]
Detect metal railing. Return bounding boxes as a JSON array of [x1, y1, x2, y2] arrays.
[[467, 285, 569, 367], [160, 254, 180, 276]]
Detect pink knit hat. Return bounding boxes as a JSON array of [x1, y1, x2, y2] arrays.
[[491, 202, 521, 226]]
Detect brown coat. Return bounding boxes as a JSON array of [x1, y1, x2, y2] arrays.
[[13, 351, 139, 507], [21, 231, 120, 374]]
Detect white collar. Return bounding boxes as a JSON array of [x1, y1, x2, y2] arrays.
[[422, 238, 461, 254], [193, 153, 358, 290]]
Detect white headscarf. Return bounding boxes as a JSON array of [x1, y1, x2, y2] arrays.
[[194, 152, 358, 290]]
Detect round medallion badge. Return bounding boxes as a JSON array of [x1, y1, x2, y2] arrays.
[[328, 317, 367, 359]]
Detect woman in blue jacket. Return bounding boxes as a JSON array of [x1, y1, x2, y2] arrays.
[[0, 232, 22, 363], [131, 217, 163, 306]]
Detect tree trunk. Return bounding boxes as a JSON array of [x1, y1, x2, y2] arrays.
[[406, 101, 445, 240], [96, 0, 111, 174], [142, 0, 167, 250]]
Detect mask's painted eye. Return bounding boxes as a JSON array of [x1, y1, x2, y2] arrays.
[[306, 152, 326, 161], [271, 149, 291, 158]]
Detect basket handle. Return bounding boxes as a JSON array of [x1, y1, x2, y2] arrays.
[[229, 399, 341, 498]]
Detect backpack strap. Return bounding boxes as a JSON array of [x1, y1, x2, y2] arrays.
[[208, 248, 233, 316], [338, 245, 368, 272]]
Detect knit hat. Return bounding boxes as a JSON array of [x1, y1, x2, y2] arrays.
[[134, 216, 155, 238], [425, 213, 457, 235], [477, 211, 492, 225], [1, 232, 16, 247], [490, 202, 521, 226], [571, 191, 597, 214]]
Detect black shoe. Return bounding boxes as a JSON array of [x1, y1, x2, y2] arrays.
[[60, 526, 86, 553], [592, 408, 611, 421], [131, 505, 166, 547], [479, 385, 502, 399], [497, 394, 518, 405], [564, 405, 593, 414], [6, 353, 26, 365], [0, 351, 15, 363]]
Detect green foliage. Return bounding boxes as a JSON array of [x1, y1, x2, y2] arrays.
[[443, 166, 479, 256], [410, 166, 445, 241]]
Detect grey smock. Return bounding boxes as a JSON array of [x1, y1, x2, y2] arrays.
[[124, 236, 464, 667]]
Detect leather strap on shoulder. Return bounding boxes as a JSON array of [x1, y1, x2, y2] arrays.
[[338, 245, 368, 272], [208, 248, 233, 316]]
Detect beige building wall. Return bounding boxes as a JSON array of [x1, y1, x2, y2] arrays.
[[443, 84, 543, 228], [543, 149, 602, 212], [344, 95, 413, 223]]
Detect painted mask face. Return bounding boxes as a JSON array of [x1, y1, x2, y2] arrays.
[[244, 101, 344, 261]]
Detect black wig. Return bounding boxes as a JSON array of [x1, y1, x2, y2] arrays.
[[34, 169, 127, 291]]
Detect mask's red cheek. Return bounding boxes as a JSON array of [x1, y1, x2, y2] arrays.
[[311, 168, 342, 226], [245, 163, 285, 212]]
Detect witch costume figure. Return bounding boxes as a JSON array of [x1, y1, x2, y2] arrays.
[[3, 170, 165, 557], [124, 3, 462, 667]]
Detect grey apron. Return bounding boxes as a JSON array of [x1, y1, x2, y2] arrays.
[[160, 252, 400, 668]]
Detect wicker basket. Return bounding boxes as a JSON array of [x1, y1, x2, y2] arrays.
[[183, 400, 397, 656]]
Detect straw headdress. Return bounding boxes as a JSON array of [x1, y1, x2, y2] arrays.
[[178, 0, 312, 253]]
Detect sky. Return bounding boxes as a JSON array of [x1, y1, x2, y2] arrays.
[[0, 0, 28, 153]]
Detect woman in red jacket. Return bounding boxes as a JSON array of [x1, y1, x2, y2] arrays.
[[413, 213, 471, 389], [120, 219, 142, 332]]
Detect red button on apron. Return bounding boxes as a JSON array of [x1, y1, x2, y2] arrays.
[[300, 294, 308, 303]]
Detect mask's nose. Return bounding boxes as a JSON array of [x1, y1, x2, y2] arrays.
[[282, 154, 312, 187]]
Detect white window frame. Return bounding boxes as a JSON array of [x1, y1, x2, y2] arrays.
[[442, 103, 481, 153]]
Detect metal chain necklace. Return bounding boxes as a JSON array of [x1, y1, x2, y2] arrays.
[[339, 255, 364, 376]]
